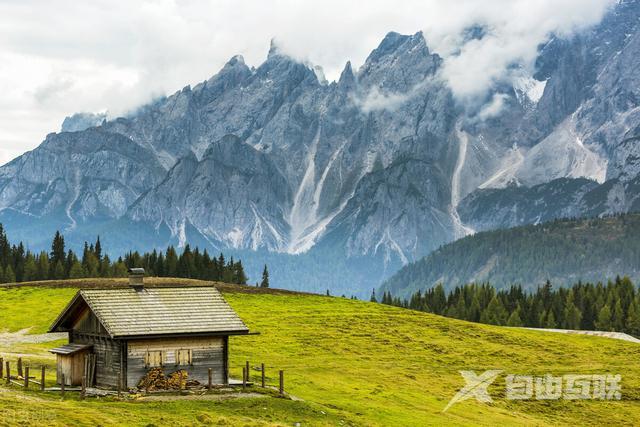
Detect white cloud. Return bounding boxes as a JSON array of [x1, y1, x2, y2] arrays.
[[477, 93, 510, 121], [354, 87, 413, 113], [0, 0, 615, 165]]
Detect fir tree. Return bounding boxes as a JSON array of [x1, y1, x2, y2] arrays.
[[370, 288, 377, 303], [260, 264, 270, 288], [506, 308, 523, 326], [50, 231, 66, 265], [563, 292, 582, 330], [595, 305, 613, 331], [625, 301, 640, 337], [544, 310, 557, 328]]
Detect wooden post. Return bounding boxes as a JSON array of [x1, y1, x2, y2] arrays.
[[5, 361, 10, 385], [245, 361, 250, 383], [261, 363, 265, 388], [208, 368, 212, 390], [0, 357, 3, 379], [17, 357, 23, 378], [279, 370, 284, 396], [81, 376, 86, 400], [242, 367, 246, 391], [41, 366, 45, 391], [24, 366, 29, 389], [117, 372, 122, 398], [61, 374, 65, 398]]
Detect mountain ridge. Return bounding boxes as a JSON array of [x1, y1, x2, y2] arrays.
[[1, 0, 640, 295]]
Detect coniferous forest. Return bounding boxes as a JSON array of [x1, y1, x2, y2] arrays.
[[381, 214, 640, 298], [0, 224, 250, 285], [377, 277, 640, 337]]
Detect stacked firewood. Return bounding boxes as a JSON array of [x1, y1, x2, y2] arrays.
[[137, 368, 200, 391], [138, 368, 167, 390], [166, 370, 187, 389]]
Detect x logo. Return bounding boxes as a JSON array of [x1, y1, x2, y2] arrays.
[[443, 370, 503, 412]]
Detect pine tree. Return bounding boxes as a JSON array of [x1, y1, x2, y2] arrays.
[[370, 288, 377, 303], [50, 231, 65, 265], [506, 308, 523, 326], [625, 301, 640, 337], [544, 310, 557, 328], [69, 260, 84, 279], [23, 254, 38, 282], [480, 296, 508, 325], [52, 261, 65, 280], [468, 294, 481, 322], [563, 292, 582, 330], [260, 264, 270, 288], [94, 236, 102, 261], [4, 264, 16, 283], [595, 305, 613, 331], [612, 299, 625, 331]]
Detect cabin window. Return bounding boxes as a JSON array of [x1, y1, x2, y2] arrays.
[[144, 350, 164, 368], [176, 349, 192, 365]]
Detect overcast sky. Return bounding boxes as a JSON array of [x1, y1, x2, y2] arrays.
[[0, 0, 615, 166]]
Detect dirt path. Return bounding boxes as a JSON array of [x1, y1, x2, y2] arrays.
[[0, 328, 66, 346], [521, 327, 640, 344], [136, 392, 269, 402]]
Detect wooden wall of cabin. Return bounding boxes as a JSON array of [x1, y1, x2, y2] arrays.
[[56, 351, 88, 386], [126, 336, 227, 388], [69, 307, 123, 388]]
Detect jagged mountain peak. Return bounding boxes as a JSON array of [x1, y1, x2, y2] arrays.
[[338, 60, 356, 88], [1, 0, 640, 296], [365, 31, 427, 64]]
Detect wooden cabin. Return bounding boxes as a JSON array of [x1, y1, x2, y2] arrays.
[[48, 269, 249, 388]]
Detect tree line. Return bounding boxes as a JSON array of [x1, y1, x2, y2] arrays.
[[0, 224, 266, 285], [375, 276, 640, 337]]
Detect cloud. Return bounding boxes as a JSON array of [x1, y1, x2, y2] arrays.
[[0, 0, 616, 163], [477, 93, 510, 121], [354, 87, 414, 113], [430, 0, 615, 103]]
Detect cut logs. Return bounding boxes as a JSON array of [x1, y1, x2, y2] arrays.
[[137, 368, 199, 391]]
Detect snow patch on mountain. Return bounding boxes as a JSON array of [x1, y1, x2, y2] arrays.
[[513, 75, 547, 106]]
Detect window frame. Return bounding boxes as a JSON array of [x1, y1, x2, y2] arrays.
[[175, 348, 193, 366]]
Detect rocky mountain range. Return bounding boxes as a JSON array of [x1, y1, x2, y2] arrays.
[[1, 0, 639, 296]]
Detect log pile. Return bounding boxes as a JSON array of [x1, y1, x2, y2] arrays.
[[138, 368, 167, 390], [137, 368, 200, 391]]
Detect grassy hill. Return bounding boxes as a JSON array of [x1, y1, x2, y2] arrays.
[[0, 278, 639, 426], [381, 214, 640, 299]]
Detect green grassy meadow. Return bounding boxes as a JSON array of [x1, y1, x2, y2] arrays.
[[1, 280, 639, 426]]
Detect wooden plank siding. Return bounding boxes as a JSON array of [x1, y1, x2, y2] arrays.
[[69, 334, 123, 388], [73, 307, 110, 336], [127, 337, 226, 387], [56, 351, 89, 386]]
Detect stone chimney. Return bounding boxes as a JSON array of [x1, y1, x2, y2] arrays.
[[128, 268, 145, 290]]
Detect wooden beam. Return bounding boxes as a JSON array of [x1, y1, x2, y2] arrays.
[[261, 363, 265, 388], [117, 372, 122, 398], [24, 366, 29, 389], [41, 366, 46, 391], [279, 370, 284, 396]]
